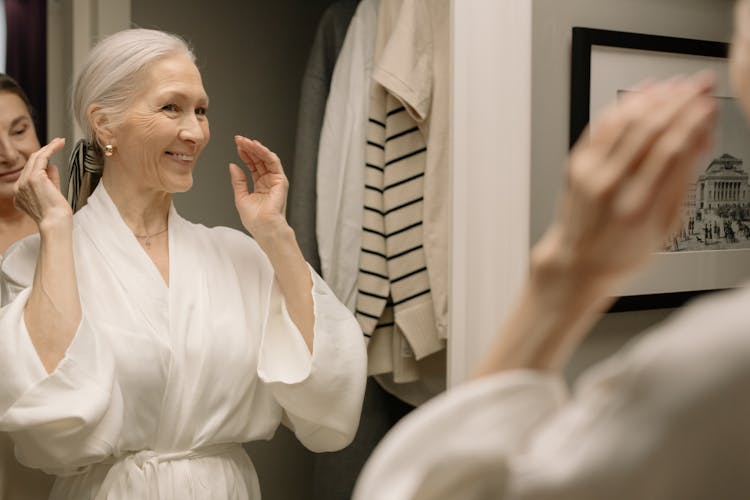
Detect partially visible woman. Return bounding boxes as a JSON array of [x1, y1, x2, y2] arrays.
[[0, 74, 41, 254], [0, 73, 55, 500]]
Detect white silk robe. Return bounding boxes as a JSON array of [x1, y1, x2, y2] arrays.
[[354, 286, 750, 500], [0, 184, 367, 499]]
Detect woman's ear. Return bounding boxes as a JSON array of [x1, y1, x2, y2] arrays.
[[88, 104, 116, 148]]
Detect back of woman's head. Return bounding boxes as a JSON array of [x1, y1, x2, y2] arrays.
[[0, 73, 34, 116], [72, 28, 194, 156]]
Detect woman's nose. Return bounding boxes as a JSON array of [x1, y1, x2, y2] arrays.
[[0, 137, 20, 166], [179, 115, 207, 146]]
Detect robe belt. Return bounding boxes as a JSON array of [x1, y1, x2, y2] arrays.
[[94, 442, 242, 500]]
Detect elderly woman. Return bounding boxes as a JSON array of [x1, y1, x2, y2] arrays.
[[0, 29, 366, 499], [353, 12, 750, 500], [0, 73, 56, 500]]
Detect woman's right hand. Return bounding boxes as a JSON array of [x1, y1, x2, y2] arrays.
[[533, 74, 718, 297], [475, 74, 719, 377], [13, 137, 71, 229]]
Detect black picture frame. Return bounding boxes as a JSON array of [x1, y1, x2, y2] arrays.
[[570, 28, 731, 312]]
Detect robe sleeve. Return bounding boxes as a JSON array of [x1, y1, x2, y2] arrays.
[[354, 288, 750, 500], [256, 264, 367, 452], [352, 371, 566, 499], [0, 247, 123, 475]]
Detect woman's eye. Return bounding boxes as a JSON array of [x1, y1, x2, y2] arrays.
[[196, 107, 208, 117], [162, 104, 178, 112], [11, 125, 27, 136]]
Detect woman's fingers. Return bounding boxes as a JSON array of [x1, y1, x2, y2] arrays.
[[47, 164, 62, 191], [555, 71, 718, 286], [567, 87, 664, 204], [13, 138, 69, 223], [577, 79, 662, 172], [609, 74, 714, 183], [630, 94, 717, 231], [618, 87, 716, 218], [570, 73, 715, 218], [33, 137, 65, 165], [235, 135, 266, 176], [235, 136, 259, 171], [16, 137, 65, 188], [573, 78, 701, 204], [228, 162, 250, 203], [234, 135, 287, 179], [251, 140, 284, 175]]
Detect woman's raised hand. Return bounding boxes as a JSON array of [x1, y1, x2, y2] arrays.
[[533, 73, 718, 296], [229, 135, 289, 240], [13, 137, 72, 228]]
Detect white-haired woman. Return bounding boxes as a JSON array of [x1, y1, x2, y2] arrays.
[[0, 29, 366, 499], [354, 9, 750, 500]]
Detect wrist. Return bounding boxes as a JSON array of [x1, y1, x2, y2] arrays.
[[38, 211, 73, 237], [529, 227, 609, 307], [253, 220, 295, 251]]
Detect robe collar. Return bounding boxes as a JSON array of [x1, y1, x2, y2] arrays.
[[76, 183, 179, 335]]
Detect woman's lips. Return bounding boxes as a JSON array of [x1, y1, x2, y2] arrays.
[[0, 167, 23, 182]]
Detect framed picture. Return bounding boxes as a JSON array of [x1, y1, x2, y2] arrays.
[[569, 27, 750, 312]]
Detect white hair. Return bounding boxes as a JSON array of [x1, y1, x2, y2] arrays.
[[72, 28, 195, 154]]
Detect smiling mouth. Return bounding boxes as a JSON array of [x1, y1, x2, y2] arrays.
[[0, 167, 23, 179], [166, 152, 195, 162]]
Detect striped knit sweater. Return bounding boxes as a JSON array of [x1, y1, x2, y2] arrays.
[[356, 83, 444, 383]]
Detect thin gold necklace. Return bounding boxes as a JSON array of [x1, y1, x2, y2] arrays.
[[134, 227, 168, 249]]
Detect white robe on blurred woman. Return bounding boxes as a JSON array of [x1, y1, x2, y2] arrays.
[[0, 183, 367, 499], [354, 287, 750, 500]]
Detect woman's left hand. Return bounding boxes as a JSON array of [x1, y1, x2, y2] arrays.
[[229, 135, 289, 239]]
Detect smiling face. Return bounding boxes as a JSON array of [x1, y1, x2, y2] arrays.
[[0, 91, 40, 201], [106, 53, 210, 194]]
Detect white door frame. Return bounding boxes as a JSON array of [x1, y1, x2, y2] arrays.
[[449, 0, 533, 386]]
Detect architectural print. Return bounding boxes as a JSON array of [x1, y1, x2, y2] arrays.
[[668, 154, 750, 252], [666, 96, 750, 253]]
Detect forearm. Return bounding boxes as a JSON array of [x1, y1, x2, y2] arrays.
[[24, 217, 82, 373], [473, 234, 613, 378], [256, 223, 315, 352]]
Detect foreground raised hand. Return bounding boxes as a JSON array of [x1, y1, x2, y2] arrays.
[[539, 74, 716, 296], [475, 73, 717, 376]]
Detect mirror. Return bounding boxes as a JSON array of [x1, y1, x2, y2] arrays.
[[4, 1, 449, 500]]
